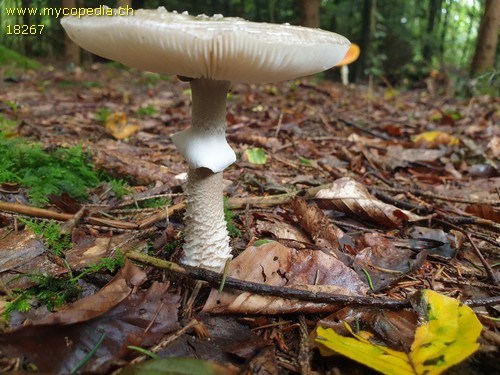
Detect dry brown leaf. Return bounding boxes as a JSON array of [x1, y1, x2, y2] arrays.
[[0, 230, 68, 290], [254, 212, 311, 242], [203, 242, 368, 314], [289, 196, 344, 246], [353, 233, 427, 291], [315, 177, 424, 228], [465, 204, 500, 223], [0, 262, 179, 373], [0, 231, 46, 273], [318, 306, 419, 352], [38, 260, 146, 325]]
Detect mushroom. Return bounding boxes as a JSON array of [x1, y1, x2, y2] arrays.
[[61, 7, 350, 271], [337, 43, 360, 86]]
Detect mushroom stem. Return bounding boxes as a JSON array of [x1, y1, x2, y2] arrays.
[[181, 167, 231, 271], [341, 65, 349, 86], [173, 78, 235, 271], [173, 78, 235, 172]]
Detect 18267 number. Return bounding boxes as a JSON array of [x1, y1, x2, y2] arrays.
[[6, 24, 45, 35]]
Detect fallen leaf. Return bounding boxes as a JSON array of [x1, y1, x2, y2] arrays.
[[245, 147, 268, 165], [315, 290, 482, 375], [465, 204, 500, 224], [203, 242, 368, 314], [105, 112, 140, 140], [156, 315, 270, 371], [0, 231, 67, 290], [315, 177, 424, 228], [413, 130, 459, 147], [407, 227, 458, 259], [289, 197, 344, 247], [0, 263, 180, 374], [254, 212, 311, 243], [353, 233, 426, 291], [318, 306, 418, 352]]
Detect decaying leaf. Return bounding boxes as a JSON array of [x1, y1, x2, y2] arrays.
[[315, 177, 424, 228], [353, 233, 426, 291], [156, 315, 271, 371], [289, 197, 344, 247], [413, 130, 459, 147], [0, 262, 180, 374], [315, 290, 482, 375], [254, 212, 311, 243], [105, 112, 140, 140], [0, 230, 68, 289], [203, 242, 368, 314], [465, 204, 500, 223], [407, 226, 458, 259], [318, 306, 419, 352]]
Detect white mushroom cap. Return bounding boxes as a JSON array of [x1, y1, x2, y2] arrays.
[[61, 7, 350, 83]]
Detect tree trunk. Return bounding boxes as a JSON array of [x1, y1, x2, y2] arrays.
[[301, 0, 320, 28], [422, 0, 443, 63], [62, 0, 80, 65], [470, 0, 500, 75], [116, 0, 132, 8], [21, 0, 32, 54], [438, 0, 452, 66], [356, 0, 376, 81]]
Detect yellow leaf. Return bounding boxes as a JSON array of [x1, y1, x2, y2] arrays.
[[316, 324, 413, 375], [315, 290, 482, 375], [105, 112, 139, 140], [410, 290, 482, 375], [413, 131, 459, 147]]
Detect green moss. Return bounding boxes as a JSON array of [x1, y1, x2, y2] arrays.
[[224, 197, 242, 237], [0, 119, 100, 205], [136, 105, 158, 117], [141, 197, 171, 209], [20, 218, 71, 256], [3, 252, 125, 319], [95, 107, 113, 123], [108, 179, 132, 200], [56, 80, 102, 89]]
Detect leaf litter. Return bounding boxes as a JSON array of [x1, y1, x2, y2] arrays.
[[0, 64, 499, 373]]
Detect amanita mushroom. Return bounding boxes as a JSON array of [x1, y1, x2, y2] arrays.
[[61, 7, 350, 271], [337, 43, 360, 85]]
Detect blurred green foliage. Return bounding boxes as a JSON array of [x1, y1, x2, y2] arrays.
[[0, 1, 497, 92]]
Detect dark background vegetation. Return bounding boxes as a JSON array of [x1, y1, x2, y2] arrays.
[[1, 0, 499, 96]]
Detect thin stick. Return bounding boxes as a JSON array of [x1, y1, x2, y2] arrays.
[[126, 252, 407, 309], [0, 202, 73, 221], [126, 251, 500, 309], [465, 232, 499, 286]]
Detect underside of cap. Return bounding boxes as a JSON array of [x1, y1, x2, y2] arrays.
[[61, 7, 350, 83]]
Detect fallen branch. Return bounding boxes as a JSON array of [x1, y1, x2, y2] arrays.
[[0, 201, 73, 221], [126, 251, 500, 310]]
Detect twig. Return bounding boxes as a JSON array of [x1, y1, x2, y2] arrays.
[[125, 252, 399, 310], [376, 186, 500, 206], [297, 315, 311, 375], [129, 319, 199, 365], [465, 232, 499, 286], [337, 118, 392, 140], [126, 252, 500, 309], [0, 201, 73, 221]]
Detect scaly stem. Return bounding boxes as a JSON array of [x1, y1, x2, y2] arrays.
[[172, 78, 235, 270], [181, 168, 231, 271]]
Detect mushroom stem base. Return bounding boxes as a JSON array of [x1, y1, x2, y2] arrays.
[[180, 167, 231, 271]]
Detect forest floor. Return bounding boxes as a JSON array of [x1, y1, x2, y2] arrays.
[[0, 64, 499, 374]]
